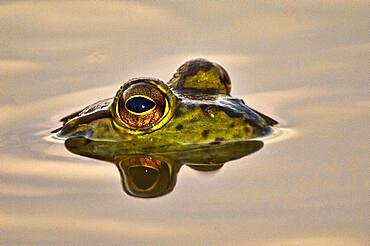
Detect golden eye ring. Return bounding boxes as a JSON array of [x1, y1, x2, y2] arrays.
[[112, 78, 177, 134]]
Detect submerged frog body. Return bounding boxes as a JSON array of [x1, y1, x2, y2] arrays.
[[56, 58, 277, 151]]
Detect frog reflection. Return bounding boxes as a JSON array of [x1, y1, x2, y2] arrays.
[[65, 137, 263, 198]]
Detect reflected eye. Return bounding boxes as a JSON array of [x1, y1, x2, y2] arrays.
[[128, 166, 159, 190], [125, 96, 156, 115]]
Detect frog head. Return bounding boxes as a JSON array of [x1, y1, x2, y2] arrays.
[[56, 58, 276, 151]]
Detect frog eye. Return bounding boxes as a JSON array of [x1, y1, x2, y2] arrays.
[[116, 80, 169, 129], [125, 95, 156, 115]]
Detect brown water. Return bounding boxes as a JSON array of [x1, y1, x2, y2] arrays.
[[0, 1, 368, 245]]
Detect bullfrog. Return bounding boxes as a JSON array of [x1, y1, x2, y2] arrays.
[[55, 58, 277, 152]]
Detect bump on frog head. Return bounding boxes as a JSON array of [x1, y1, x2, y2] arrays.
[[168, 58, 232, 95]]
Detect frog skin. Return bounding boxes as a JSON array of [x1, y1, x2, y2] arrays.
[[56, 58, 277, 152], [65, 137, 264, 198]]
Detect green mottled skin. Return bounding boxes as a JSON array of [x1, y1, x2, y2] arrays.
[[56, 58, 277, 152]]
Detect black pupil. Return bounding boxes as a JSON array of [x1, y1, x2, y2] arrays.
[[126, 97, 155, 113], [129, 166, 159, 190]]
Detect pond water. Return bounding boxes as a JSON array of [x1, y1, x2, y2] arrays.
[[0, 1, 368, 245]]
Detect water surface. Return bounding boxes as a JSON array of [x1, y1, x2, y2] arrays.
[[0, 1, 368, 245]]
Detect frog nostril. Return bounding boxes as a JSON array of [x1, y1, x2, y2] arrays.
[[200, 105, 217, 118]]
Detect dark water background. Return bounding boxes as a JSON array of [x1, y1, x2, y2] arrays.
[[0, 1, 368, 245]]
